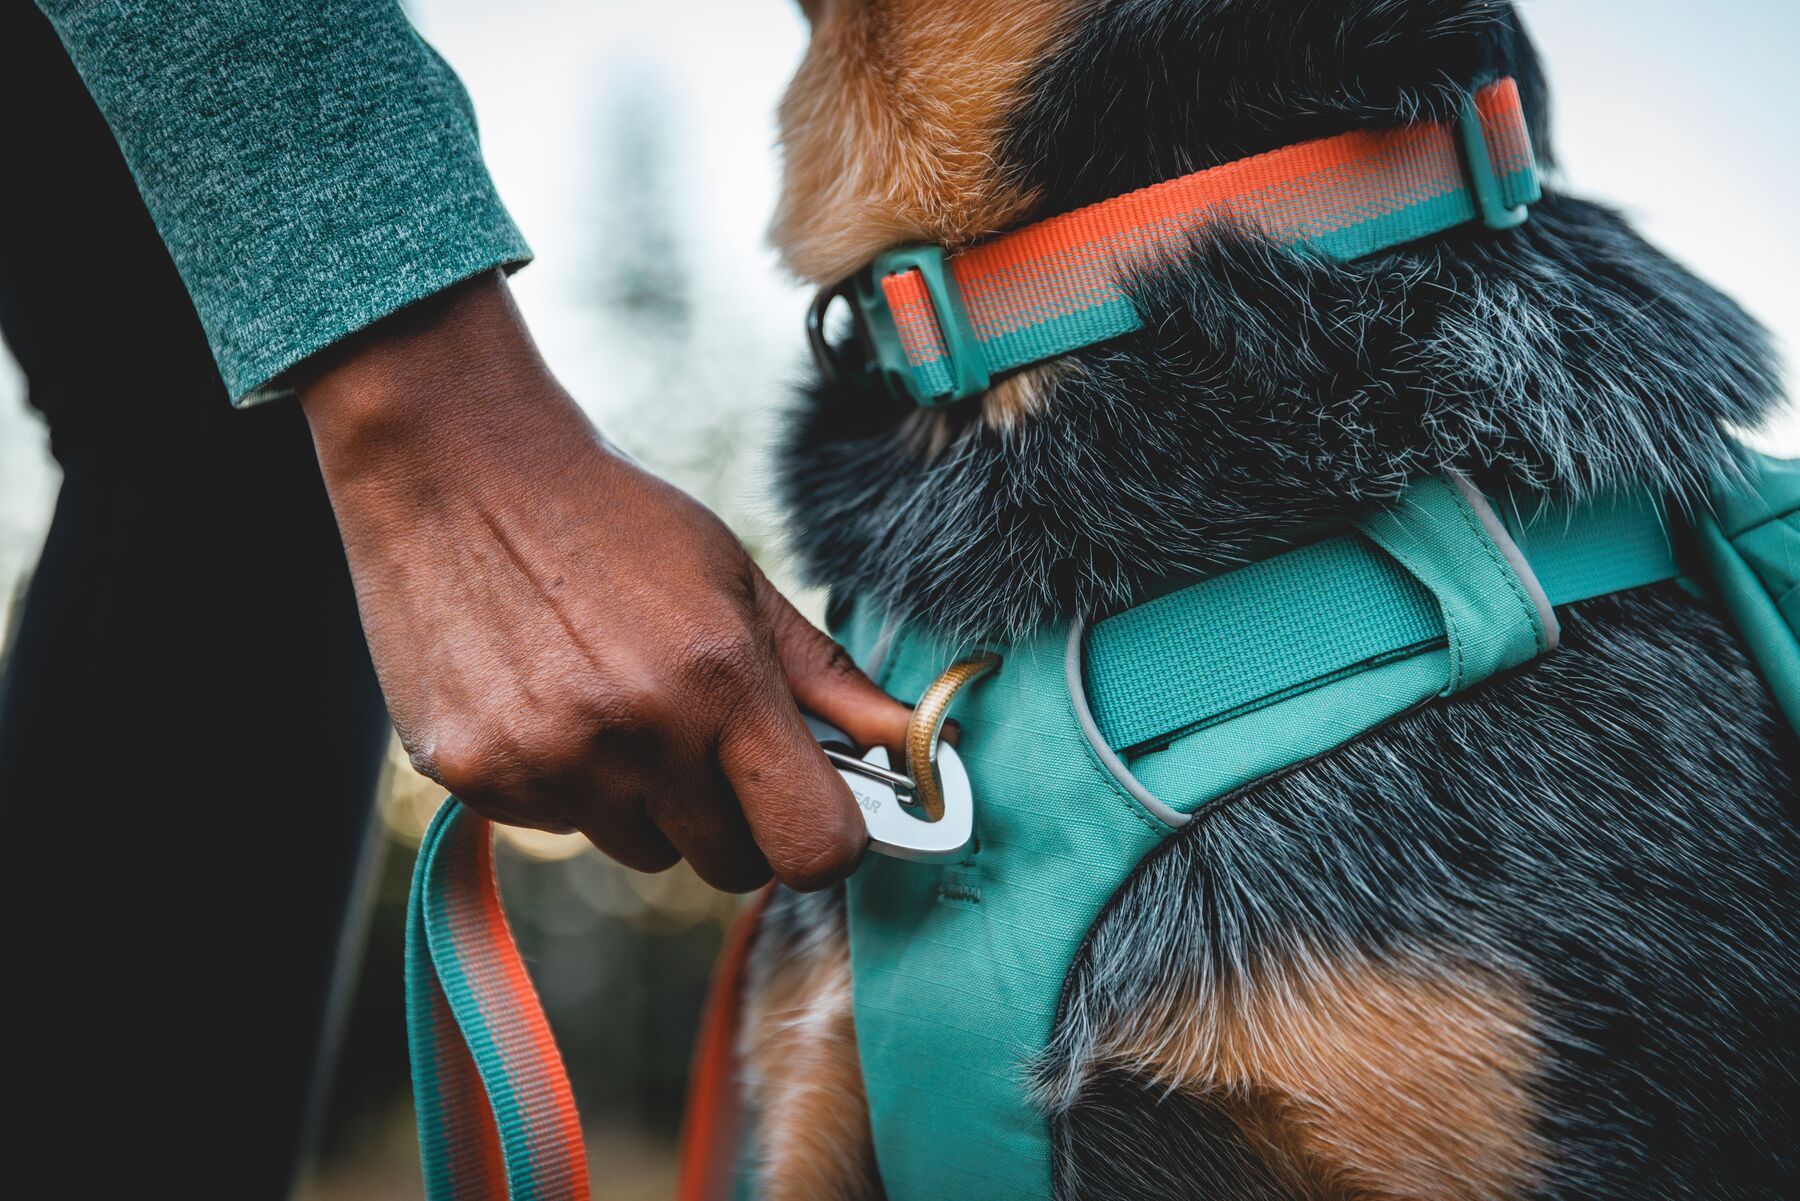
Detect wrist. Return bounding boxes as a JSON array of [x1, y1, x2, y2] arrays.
[[297, 271, 554, 463]]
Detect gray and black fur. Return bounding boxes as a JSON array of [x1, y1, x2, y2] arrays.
[[767, 2, 1799, 1198], [1039, 585, 1800, 1199], [779, 1, 1778, 643]]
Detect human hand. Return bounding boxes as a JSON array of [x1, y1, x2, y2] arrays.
[[297, 272, 910, 891]]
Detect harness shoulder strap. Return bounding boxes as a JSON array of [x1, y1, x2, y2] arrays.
[[1696, 451, 1800, 732], [1084, 476, 1681, 761]]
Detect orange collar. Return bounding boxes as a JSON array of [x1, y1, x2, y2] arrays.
[[809, 77, 1540, 407]]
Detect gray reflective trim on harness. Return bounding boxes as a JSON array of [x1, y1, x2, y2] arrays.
[[1450, 471, 1560, 653], [1062, 472, 1562, 827], [1064, 613, 1189, 829]]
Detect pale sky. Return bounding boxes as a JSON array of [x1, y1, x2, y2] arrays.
[[2, 0, 1796, 616]]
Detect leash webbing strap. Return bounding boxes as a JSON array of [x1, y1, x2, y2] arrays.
[[676, 885, 775, 1201], [405, 801, 588, 1201], [879, 77, 1539, 404], [407, 798, 773, 1201]]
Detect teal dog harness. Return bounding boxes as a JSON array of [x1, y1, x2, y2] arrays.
[[397, 66, 1800, 1201], [402, 456, 1800, 1201], [831, 475, 1677, 1200]]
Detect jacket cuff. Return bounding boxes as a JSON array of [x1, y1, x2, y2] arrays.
[[39, 1, 533, 403]]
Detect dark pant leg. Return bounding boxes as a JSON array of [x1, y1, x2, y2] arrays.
[[0, 414, 391, 1197], [0, 6, 391, 1195]]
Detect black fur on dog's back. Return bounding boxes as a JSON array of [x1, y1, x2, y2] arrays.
[[782, 196, 1779, 641], [764, 3, 1799, 1198], [779, 2, 1780, 643]]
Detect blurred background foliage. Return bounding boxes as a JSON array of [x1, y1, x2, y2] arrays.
[[0, 2, 1796, 1199]]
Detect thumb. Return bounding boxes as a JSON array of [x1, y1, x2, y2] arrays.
[[753, 570, 912, 755]]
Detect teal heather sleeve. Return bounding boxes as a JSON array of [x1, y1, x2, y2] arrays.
[[37, 0, 532, 404]]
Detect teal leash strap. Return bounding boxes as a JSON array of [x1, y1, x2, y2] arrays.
[[405, 800, 589, 1200]]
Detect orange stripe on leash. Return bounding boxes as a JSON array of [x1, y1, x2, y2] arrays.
[[458, 821, 587, 1191], [677, 884, 778, 1201]]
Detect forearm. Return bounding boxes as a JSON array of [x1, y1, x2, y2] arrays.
[[288, 271, 903, 891], [36, 3, 911, 895]]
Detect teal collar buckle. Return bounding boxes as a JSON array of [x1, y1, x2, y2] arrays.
[[1457, 86, 1532, 230]]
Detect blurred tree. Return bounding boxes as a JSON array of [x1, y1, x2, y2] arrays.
[[578, 72, 781, 566], [589, 79, 693, 341]]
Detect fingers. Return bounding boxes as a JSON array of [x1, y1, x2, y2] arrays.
[[581, 619, 843, 893], [572, 669, 778, 893], [637, 754, 775, 893], [717, 677, 868, 892], [423, 721, 691, 874], [421, 567, 886, 895], [575, 808, 682, 876], [754, 570, 912, 755]]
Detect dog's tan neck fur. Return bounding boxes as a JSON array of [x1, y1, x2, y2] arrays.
[[771, 0, 1081, 287]]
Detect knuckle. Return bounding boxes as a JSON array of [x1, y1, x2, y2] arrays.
[[781, 835, 861, 892], [590, 683, 677, 760], [507, 722, 587, 784], [814, 638, 861, 681], [677, 625, 767, 695], [775, 806, 864, 892], [409, 717, 589, 835], [423, 730, 490, 795], [430, 718, 575, 796], [402, 739, 440, 784]]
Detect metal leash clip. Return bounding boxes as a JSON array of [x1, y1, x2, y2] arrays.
[[802, 652, 999, 865], [805, 713, 974, 864]]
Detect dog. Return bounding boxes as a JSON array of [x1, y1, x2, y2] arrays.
[[738, 3, 1800, 1198]]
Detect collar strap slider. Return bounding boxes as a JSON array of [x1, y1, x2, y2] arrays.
[[808, 243, 988, 407], [811, 77, 1541, 408], [1457, 88, 1532, 230]]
